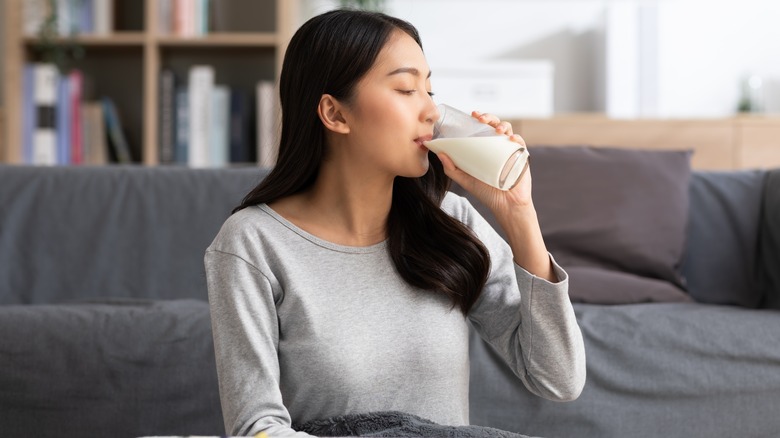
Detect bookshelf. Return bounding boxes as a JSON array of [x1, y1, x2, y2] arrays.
[[2, 0, 300, 166]]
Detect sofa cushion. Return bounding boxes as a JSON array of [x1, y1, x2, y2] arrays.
[[0, 165, 269, 305], [0, 299, 224, 438], [454, 146, 692, 304], [759, 169, 780, 309], [682, 170, 766, 307], [566, 266, 692, 304]]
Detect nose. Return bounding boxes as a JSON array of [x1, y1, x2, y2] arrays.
[[423, 99, 440, 125]]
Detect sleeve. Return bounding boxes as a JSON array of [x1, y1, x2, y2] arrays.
[[464, 202, 587, 402], [205, 249, 313, 437]]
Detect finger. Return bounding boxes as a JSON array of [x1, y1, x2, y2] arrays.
[[437, 152, 477, 189], [472, 111, 501, 127], [495, 121, 514, 136], [510, 133, 527, 147]]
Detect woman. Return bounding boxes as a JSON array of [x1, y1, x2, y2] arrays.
[[205, 9, 586, 437]]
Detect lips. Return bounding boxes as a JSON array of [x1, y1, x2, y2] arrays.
[[414, 134, 433, 148]]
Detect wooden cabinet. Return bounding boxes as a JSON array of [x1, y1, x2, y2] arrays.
[[513, 114, 780, 170], [1, 0, 299, 165]]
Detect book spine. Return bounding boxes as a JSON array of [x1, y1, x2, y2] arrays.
[[101, 97, 133, 164], [81, 0, 94, 34], [89, 102, 108, 164], [22, 65, 36, 164], [33, 64, 59, 166], [69, 70, 84, 164], [55, 73, 70, 165], [200, 0, 210, 35], [187, 65, 214, 167], [209, 85, 230, 167], [175, 88, 189, 164], [158, 0, 173, 35], [56, 0, 71, 36], [256, 80, 277, 168], [229, 89, 253, 163], [94, 0, 114, 35]]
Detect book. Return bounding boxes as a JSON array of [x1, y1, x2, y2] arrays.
[[81, 101, 108, 165], [22, 65, 37, 163], [158, 0, 173, 35], [187, 65, 215, 167], [101, 97, 132, 164], [93, 0, 114, 35], [209, 85, 230, 167], [229, 89, 255, 163], [68, 70, 84, 164], [32, 64, 59, 166], [175, 88, 189, 164], [55, 72, 71, 165], [256, 80, 277, 167]]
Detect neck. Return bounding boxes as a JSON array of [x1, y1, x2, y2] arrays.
[[304, 158, 394, 246]]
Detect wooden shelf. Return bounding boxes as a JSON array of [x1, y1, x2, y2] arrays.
[[23, 32, 147, 46], [2, 0, 300, 166], [156, 33, 278, 47]]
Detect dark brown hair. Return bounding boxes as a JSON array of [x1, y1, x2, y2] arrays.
[[234, 9, 490, 315]]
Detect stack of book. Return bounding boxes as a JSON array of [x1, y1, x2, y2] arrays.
[[157, 0, 211, 37], [24, 0, 114, 36], [22, 63, 131, 166], [158, 65, 277, 168]]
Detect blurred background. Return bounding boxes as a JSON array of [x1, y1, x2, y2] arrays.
[[304, 0, 780, 119]]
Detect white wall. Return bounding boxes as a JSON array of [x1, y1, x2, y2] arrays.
[[299, 0, 780, 118], [656, 0, 780, 117]]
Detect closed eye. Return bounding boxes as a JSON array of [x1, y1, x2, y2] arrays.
[[397, 89, 436, 97]]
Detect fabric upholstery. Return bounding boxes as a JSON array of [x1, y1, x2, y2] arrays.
[[759, 169, 780, 309], [0, 165, 269, 305], [0, 299, 223, 438], [469, 302, 780, 438], [456, 146, 693, 304], [682, 170, 766, 307], [565, 266, 692, 304]]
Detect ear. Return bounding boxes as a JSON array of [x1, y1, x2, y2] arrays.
[[317, 94, 350, 134]]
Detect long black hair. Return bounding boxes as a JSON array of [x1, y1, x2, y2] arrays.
[[234, 9, 490, 315]]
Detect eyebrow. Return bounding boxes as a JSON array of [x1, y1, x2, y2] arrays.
[[387, 67, 432, 78]]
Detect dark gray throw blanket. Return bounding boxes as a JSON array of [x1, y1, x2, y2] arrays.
[[294, 411, 535, 437], [759, 168, 780, 309]]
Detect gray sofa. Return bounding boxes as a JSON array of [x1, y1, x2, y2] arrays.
[[1, 145, 779, 438]]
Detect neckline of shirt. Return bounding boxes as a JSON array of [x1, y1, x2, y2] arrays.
[[258, 204, 389, 254]]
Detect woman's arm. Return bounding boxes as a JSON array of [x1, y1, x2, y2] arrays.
[[436, 111, 554, 281], [205, 249, 313, 437], [455, 196, 586, 401], [438, 111, 586, 400]]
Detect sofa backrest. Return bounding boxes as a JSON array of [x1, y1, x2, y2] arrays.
[[0, 164, 769, 307], [681, 169, 766, 307], [0, 165, 269, 305]]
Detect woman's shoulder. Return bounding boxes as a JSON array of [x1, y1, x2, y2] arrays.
[[207, 204, 277, 254]]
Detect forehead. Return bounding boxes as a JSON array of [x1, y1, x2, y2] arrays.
[[370, 30, 430, 77]]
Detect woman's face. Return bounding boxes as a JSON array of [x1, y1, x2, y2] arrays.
[[339, 30, 440, 179]]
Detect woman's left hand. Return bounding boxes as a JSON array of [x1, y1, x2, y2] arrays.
[[436, 111, 533, 217]]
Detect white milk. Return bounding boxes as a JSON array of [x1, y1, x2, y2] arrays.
[[425, 136, 529, 190]]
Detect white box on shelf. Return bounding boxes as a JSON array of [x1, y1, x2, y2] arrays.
[[430, 60, 554, 119]]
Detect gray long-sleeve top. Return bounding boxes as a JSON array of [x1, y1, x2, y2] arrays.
[[205, 192, 586, 437]]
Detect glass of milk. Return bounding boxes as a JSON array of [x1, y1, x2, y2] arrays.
[[424, 104, 529, 190]]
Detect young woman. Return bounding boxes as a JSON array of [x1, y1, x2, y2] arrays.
[[205, 9, 586, 437]]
